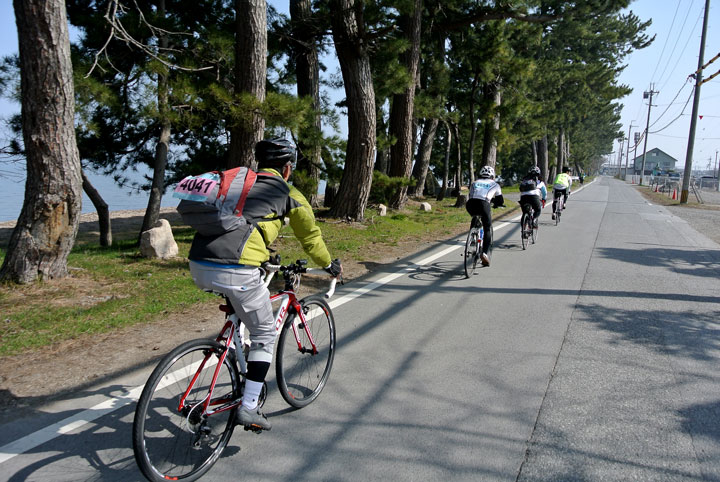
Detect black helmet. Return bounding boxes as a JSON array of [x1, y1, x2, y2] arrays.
[[255, 138, 297, 168]]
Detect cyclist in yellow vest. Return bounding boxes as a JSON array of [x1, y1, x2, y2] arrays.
[[188, 138, 342, 431], [551, 166, 572, 220]]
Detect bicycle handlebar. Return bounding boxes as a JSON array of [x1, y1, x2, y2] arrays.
[[261, 261, 340, 299]]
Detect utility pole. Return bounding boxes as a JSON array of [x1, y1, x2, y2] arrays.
[[681, 0, 711, 204], [624, 122, 635, 180], [617, 138, 625, 177], [715, 149, 719, 192], [634, 132, 640, 176], [640, 85, 658, 186]]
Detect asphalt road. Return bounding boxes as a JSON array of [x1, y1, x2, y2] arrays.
[[1, 177, 719, 481]]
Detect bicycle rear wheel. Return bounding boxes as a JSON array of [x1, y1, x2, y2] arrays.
[[464, 227, 480, 277], [555, 201, 561, 225], [520, 213, 530, 250], [133, 339, 240, 482], [276, 296, 336, 408]]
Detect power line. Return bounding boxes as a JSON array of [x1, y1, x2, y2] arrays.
[[654, 133, 720, 140], [656, 0, 697, 89], [659, 7, 704, 93], [649, 85, 694, 133], [649, 0, 682, 82], [648, 79, 691, 127]]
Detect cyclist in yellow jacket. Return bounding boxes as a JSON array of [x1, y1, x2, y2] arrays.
[[551, 166, 572, 220], [188, 138, 341, 431]]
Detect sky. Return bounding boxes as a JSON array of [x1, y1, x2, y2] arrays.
[[0, 0, 718, 174], [616, 0, 719, 174]]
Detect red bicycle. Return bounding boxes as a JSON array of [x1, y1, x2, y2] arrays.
[[132, 259, 338, 482]]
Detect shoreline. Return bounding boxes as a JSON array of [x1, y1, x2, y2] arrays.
[[0, 207, 181, 246], [0, 207, 179, 229]]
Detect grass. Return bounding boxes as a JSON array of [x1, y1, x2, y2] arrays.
[[0, 198, 517, 357]]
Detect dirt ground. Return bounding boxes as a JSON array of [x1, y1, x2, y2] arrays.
[[0, 204, 497, 412]]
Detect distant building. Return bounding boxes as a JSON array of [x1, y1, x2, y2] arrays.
[[633, 148, 677, 175]]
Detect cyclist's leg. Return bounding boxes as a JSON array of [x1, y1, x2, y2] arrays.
[[466, 199, 481, 228], [479, 200, 492, 264], [552, 189, 560, 214], [190, 262, 273, 430], [530, 196, 542, 225], [563, 189, 569, 208]]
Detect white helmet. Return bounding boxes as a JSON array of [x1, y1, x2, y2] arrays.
[[479, 165, 495, 179]]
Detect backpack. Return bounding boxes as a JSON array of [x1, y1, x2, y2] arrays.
[[519, 178, 537, 193], [173, 166, 258, 236]]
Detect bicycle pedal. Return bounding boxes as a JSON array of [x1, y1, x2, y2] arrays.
[[243, 425, 265, 434]]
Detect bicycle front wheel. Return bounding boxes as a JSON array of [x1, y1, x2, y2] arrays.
[[532, 215, 538, 244], [133, 339, 240, 482], [276, 296, 336, 408], [520, 213, 530, 250], [464, 227, 480, 277]]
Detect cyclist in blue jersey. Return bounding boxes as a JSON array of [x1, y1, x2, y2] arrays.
[[465, 165, 504, 266]]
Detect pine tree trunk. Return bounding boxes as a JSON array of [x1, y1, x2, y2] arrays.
[[556, 127, 565, 174], [436, 121, 452, 201], [141, 0, 170, 238], [454, 123, 462, 191], [532, 140, 538, 167], [539, 134, 549, 183], [388, 0, 422, 209], [291, 0, 321, 206], [329, 0, 376, 221], [375, 113, 389, 174], [409, 117, 439, 197], [229, 0, 266, 168], [1, 0, 82, 283], [81, 171, 112, 247], [467, 73, 480, 184], [480, 81, 502, 171]]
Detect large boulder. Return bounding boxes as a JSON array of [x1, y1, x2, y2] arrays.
[[419, 202, 432, 212], [140, 219, 179, 259]]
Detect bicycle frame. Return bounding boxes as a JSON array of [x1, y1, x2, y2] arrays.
[[175, 267, 327, 419]]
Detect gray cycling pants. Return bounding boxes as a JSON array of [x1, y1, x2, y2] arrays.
[[189, 261, 275, 363]]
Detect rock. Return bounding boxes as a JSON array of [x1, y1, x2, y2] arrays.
[[140, 219, 179, 259], [378, 204, 387, 216], [419, 202, 432, 212]]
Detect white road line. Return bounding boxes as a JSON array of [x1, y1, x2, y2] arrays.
[[2, 182, 602, 463], [0, 358, 209, 464], [328, 220, 510, 310], [0, 386, 141, 464]]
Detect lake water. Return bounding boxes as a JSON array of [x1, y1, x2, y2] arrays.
[[0, 162, 178, 222]]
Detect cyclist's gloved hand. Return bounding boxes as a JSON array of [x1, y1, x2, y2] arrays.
[[325, 258, 342, 277]]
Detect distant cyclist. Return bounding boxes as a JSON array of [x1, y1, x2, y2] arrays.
[[552, 166, 572, 220], [466, 165, 504, 267], [518, 166, 547, 227]]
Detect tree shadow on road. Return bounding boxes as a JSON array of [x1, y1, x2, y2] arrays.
[[596, 246, 720, 279]]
